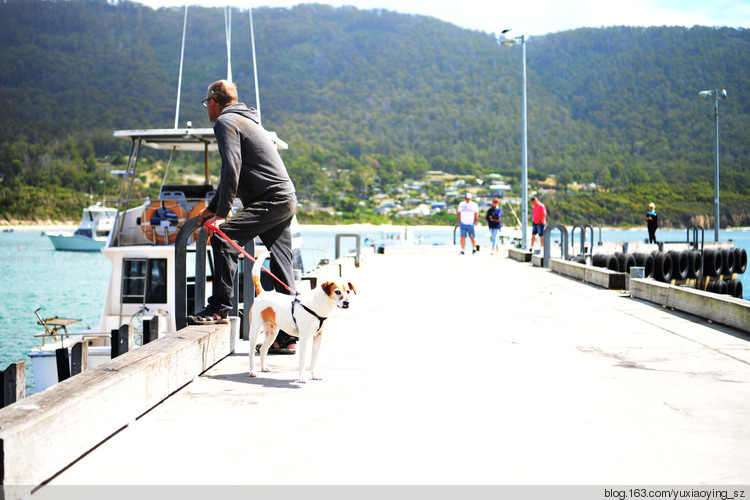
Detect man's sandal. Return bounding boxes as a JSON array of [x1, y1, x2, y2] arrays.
[[186, 309, 228, 325]]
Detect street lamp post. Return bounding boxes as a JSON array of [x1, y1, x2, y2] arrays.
[[699, 88, 727, 242], [501, 30, 528, 249]]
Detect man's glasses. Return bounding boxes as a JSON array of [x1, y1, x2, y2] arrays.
[[202, 98, 213, 107]]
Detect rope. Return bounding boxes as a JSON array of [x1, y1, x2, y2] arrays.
[[203, 222, 294, 294]]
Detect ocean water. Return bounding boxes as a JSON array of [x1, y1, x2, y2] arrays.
[[1, 226, 748, 395]]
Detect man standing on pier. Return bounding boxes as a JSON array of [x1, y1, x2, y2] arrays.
[[457, 193, 479, 254], [188, 80, 297, 335]]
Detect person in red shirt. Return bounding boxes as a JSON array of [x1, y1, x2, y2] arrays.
[[530, 196, 546, 249]]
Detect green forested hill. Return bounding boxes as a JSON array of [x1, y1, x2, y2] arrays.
[[0, 0, 748, 227]]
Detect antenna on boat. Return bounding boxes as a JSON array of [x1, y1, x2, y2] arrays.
[[225, 6, 233, 82], [249, 7, 261, 125], [174, 5, 189, 129]]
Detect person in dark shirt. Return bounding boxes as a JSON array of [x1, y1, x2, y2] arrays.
[[486, 197, 502, 255], [189, 79, 297, 327], [646, 202, 658, 244]]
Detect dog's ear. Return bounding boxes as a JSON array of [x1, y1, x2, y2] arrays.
[[321, 281, 336, 297], [346, 282, 357, 294]]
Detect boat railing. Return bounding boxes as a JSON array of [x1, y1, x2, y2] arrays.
[[174, 217, 255, 338]]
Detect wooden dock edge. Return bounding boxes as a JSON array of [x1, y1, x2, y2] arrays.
[[0, 319, 238, 491], [549, 258, 627, 290], [630, 279, 750, 333]]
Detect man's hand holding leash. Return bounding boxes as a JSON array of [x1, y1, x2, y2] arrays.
[[197, 208, 225, 237]]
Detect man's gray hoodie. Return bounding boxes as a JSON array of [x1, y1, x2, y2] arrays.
[[207, 103, 295, 219]]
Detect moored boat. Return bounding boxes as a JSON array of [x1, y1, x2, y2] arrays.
[[43, 204, 117, 251]]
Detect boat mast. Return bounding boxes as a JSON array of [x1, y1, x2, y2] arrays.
[[174, 5, 189, 129], [225, 7, 232, 82], [249, 7, 261, 125]]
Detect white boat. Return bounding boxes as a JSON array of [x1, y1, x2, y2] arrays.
[[43, 204, 117, 251], [29, 127, 302, 392]]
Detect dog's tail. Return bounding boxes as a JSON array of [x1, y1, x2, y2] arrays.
[[251, 250, 272, 296]]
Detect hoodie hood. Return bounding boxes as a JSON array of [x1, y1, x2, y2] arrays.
[[220, 102, 260, 124]]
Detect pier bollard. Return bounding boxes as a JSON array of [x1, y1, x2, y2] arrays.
[[1, 361, 25, 408], [111, 324, 130, 358], [56, 347, 71, 382], [142, 316, 160, 344], [71, 341, 88, 376]]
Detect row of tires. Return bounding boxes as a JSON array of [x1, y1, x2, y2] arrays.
[[575, 247, 748, 284], [706, 279, 744, 299]]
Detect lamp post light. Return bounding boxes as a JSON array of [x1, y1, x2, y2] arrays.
[[501, 29, 528, 250], [698, 88, 727, 242]]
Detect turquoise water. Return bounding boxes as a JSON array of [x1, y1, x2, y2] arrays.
[[0, 231, 111, 395], [1, 226, 748, 395]]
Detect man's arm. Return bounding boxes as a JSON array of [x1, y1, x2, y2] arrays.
[[207, 118, 242, 218]]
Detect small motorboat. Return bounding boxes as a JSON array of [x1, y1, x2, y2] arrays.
[[44, 204, 117, 251]]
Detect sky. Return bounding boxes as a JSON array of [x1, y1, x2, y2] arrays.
[[132, 0, 750, 36]]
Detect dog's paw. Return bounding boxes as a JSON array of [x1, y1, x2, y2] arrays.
[[311, 374, 323, 381], [261, 367, 274, 373], [249, 372, 257, 378], [295, 378, 307, 384]]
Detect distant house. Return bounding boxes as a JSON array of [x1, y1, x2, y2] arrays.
[[397, 204, 431, 217], [489, 182, 512, 195]]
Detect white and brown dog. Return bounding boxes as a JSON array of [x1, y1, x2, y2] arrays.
[[248, 250, 356, 383]]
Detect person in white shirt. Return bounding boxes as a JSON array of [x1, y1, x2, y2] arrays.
[[457, 193, 479, 254]]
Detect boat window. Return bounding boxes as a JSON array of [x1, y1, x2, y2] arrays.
[[147, 259, 168, 303], [74, 228, 93, 238], [122, 258, 168, 304]]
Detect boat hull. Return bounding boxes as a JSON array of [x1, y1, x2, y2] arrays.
[[29, 343, 111, 392], [45, 232, 106, 251]]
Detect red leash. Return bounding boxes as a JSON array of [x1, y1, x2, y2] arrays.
[[203, 222, 294, 294]]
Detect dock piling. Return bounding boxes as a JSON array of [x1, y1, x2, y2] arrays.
[[71, 341, 88, 375], [142, 316, 159, 344], [111, 324, 130, 358], [55, 347, 71, 382], [1, 361, 25, 408]]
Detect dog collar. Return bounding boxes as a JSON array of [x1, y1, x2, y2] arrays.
[[292, 298, 327, 333]]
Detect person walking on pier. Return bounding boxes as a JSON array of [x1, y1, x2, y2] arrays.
[[646, 202, 658, 244], [486, 197, 502, 255], [457, 193, 479, 254], [530, 196, 546, 249], [189, 79, 297, 349]]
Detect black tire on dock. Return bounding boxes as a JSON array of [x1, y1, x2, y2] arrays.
[[727, 279, 743, 298], [704, 249, 723, 277], [721, 248, 735, 275], [617, 253, 636, 274], [686, 250, 702, 279], [668, 250, 689, 280], [715, 280, 729, 295], [635, 252, 654, 278], [734, 247, 748, 274], [653, 252, 673, 282], [604, 254, 619, 272], [592, 254, 603, 267]]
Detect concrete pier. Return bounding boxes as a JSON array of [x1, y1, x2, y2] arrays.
[[27, 247, 750, 487]]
